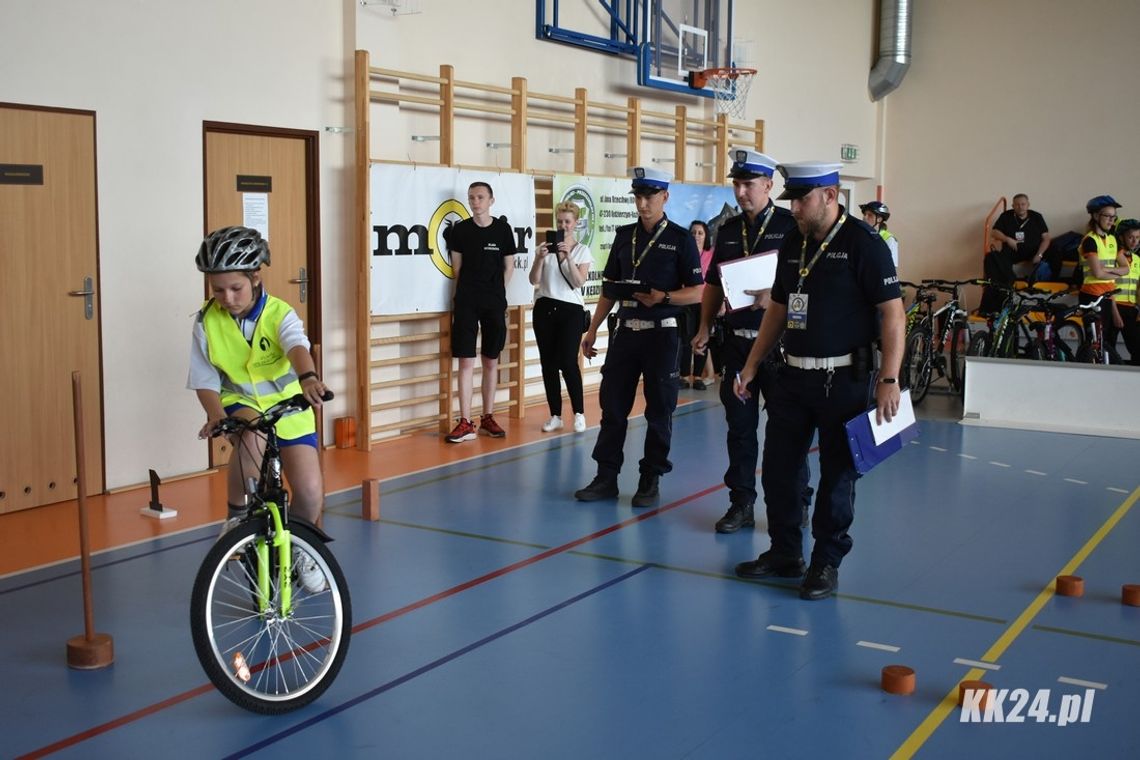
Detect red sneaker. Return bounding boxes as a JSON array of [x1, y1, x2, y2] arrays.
[[445, 418, 476, 443], [479, 414, 506, 438]]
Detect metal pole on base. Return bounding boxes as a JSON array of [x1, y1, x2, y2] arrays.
[[66, 371, 114, 670]]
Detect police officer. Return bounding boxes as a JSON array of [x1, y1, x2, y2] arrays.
[[575, 167, 704, 506], [733, 162, 905, 600], [692, 147, 812, 534]]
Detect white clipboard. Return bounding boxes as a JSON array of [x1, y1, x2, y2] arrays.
[[717, 251, 779, 312]]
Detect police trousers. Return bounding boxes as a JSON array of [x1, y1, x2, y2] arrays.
[[592, 325, 680, 477], [760, 363, 871, 567]]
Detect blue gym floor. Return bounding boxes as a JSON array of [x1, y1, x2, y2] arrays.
[[3, 396, 1139, 759]]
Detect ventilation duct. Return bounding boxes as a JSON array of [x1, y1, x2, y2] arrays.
[[869, 0, 912, 101]]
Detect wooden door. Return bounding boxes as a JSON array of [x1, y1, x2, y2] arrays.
[[203, 126, 319, 466], [0, 105, 103, 512]]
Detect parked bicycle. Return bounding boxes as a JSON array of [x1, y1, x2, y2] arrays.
[[901, 279, 981, 403], [967, 284, 1051, 360], [190, 392, 351, 714], [1021, 289, 1084, 362], [1072, 290, 1121, 365]]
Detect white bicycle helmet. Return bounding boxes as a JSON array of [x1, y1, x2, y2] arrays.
[[196, 226, 270, 273]]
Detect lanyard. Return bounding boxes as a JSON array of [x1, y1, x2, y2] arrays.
[[742, 205, 776, 257], [795, 213, 847, 293], [631, 216, 668, 273]]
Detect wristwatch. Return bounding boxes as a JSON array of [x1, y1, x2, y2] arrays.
[[879, 377, 897, 384], [662, 291, 671, 305]]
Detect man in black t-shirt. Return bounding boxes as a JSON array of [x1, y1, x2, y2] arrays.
[[733, 161, 905, 601], [984, 194, 1056, 305], [444, 181, 517, 443], [691, 147, 812, 534]]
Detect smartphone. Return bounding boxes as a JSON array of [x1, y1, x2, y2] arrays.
[[545, 229, 564, 250]]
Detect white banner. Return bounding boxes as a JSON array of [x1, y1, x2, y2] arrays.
[[369, 165, 536, 314]]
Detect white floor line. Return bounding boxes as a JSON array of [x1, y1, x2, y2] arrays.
[[953, 657, 1001, 671], [766, 625, 808, 637], [958, 453, 977, 460], [1108, 487, 1130, 494], [1063, 478, 1088, 485], [989, 461, 1012, 468], [1057, 676, 1108, 690], [856, 640, 900, 653], [929, 446, 948, 452], [1025, 469, 1047, 476]]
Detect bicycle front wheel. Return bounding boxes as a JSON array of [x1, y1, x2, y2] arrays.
[[903, 326, 933, 404], [190, 521, 352, 714]]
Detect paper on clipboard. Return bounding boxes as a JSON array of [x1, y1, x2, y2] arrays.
[[867, 389, 916, 445], [717, 251, 779, 312]]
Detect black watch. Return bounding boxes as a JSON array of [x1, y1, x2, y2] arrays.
[[662, 291, 671, 305], [879, 377, 897, 384]]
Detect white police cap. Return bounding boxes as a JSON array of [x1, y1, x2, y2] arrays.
[[776, 161, 843, 200], [727, 147, 778, 179], [628, 166, 672, 193]]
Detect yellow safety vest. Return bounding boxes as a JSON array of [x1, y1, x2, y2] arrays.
[[878, 229, 897, 245], [199, 295, 314, 440], [1116, 252, 1139, 306], [1079, 231, 1118, 296]]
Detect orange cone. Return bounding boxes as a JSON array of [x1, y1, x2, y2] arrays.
[[1122, 584, 1140, 607], [1055, 575, 1084, 597], [881, 665, 916, 695], [958, 680, 993, 708]]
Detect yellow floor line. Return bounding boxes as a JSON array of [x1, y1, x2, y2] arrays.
[[890, 485, 1140, 760]]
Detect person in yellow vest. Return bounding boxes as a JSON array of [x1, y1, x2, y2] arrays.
[[1109, 218, 1140, 364], [1080, 196, 1131, 362], [187, 227, 330, 533], [859, 201, 899, 268]]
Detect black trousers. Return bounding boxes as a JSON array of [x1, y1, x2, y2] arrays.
[[760, 364, 871, 567], [719, 335, 811, 507], [1105, 302, 1140, 365], [592, 325, 680, 477], [677, 304, 707, 377], [532, 297, 586, 415]]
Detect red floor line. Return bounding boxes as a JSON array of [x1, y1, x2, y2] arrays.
[[18, 479, 728, 758]]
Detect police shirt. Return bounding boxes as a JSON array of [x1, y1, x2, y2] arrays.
[[601, 215, 703, 320], [705, 202, 797, 330], [770, 210, 901, 357], [447, 216, 517, 306]]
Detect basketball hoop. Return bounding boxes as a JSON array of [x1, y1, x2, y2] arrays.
[[688, 67, 756, 121]]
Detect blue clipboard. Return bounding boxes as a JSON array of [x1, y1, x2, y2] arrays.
[[845, 405, 918, 475]]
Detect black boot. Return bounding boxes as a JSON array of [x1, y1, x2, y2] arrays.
[[575, 474, 618, 502], [631, 472, 659, 507], [715, 501, 755, 533], [799, 562, 839, 600], [735, 550, 806, 579]]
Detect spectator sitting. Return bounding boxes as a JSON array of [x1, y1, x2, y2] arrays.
[[982, 193, 1054, 312]]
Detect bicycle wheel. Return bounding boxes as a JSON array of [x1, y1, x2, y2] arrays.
[[947, 320, 970, 396], [967, 330, 992, 358], [903, 326, 933, 404], [1054, 320, 1083, 362], [190, 521, 352, 714], [995, 324, 1018, 358]]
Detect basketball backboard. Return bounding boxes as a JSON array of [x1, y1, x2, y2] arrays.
[[638, 0, 735, 97]]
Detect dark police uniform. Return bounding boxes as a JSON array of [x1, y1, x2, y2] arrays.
[[761, 209, 900, 570], [706, 202, 807, 514], [591, 215, 704, 482]]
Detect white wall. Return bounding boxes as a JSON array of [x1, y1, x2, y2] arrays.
[[0, 0, 353, 488], [884, 0, 1140, 290]]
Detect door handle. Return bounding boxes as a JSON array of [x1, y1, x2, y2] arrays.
[[68, 276, 95, 320], [288, 267, 308, 303]]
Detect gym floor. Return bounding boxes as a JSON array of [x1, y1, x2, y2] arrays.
[[2, 385, 1138, 759]]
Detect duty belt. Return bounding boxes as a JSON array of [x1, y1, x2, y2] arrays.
[[784, 353, 854, 370], [621, 317, 678, 330], [731, 328, 759, 339]]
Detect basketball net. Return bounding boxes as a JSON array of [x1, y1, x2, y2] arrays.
[[692, 67, 756, 121]]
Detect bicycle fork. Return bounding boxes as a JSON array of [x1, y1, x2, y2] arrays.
[[255, 503, 294, 615]]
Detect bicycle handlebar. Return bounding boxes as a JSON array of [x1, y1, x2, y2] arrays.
[[210, 391, 336, 438]]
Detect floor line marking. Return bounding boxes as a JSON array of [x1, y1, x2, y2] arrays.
[[1108, 487, 1129, 494], [857, 640, 900, 653], [890, 485, 1140, 760], [767, 625, 808, 636], [226, 565, 654, 759], [958, 453, 977, 460], [928, 446, 948, 452], [952, 657, 1000, 671], [1032, 624, 1140, 648], [1057, 676, 1108, 690], [1063, 478, 1088, 485], [1025, 469, 1047, 476], [989, 461, 1011, 468]]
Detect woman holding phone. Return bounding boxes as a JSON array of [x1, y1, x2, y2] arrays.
[[530, 201, 593, 432]]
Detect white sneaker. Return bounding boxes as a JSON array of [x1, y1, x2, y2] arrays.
[[293, 546, 328, 594], [573, 413, 587, 433], [542, 415, 564, 432]]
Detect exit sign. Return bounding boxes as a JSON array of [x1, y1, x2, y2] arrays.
[[840, 144, 859, 162]]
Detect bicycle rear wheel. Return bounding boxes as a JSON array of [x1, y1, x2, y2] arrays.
[[947, 320, 970, 397], [190, 521, 351, 714], [903, 326, 933, 404], [967, 330, 992, 358], [1054, 320, 1083, 361]]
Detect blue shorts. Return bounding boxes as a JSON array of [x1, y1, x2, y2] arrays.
[[224, 403, 318, 449]]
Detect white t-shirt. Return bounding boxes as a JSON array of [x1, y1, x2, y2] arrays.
[[534, 243, 592, 306]]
